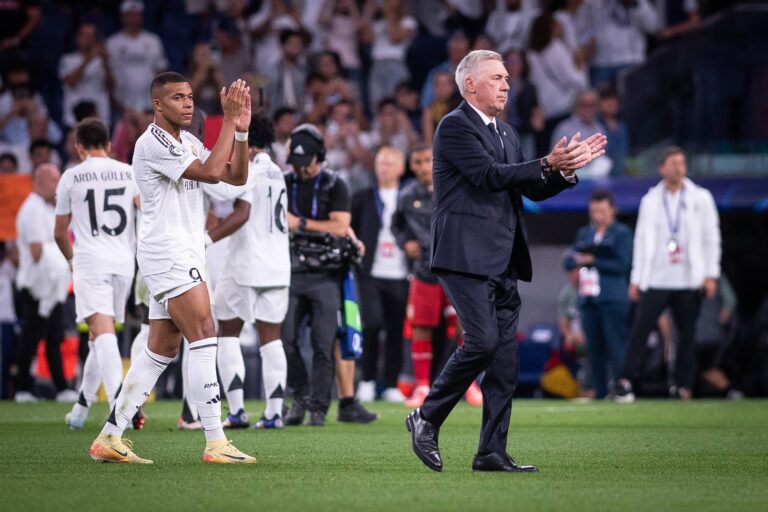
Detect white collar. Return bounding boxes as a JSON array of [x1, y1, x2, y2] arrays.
[[467, 101, 496, 128]]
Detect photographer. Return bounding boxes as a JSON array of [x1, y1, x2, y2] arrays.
[[282, 123, 356, 426]]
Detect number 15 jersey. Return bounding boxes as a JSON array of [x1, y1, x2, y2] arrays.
[[54, 156, 138, 277]]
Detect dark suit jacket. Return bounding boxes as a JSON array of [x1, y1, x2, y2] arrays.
[[573, 221, 633, 303], [430, 101, 575, 281]]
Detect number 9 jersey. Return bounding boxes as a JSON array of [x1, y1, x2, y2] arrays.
[[54, 156, 138, 277]]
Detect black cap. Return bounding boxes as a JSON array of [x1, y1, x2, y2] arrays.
[[287, 130, 323, 168]]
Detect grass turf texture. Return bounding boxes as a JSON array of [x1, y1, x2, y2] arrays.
[[0, 400, 766, 512]]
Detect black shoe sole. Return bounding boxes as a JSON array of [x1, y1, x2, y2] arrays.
[[405, 414, 442, 472]]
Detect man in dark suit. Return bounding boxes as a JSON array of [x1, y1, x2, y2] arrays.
[[405, 50, 607, 473]]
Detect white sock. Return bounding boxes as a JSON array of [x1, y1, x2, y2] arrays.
[[130, 324, 149, 364], [260, 340, 287, 419], [181, 339, 198, 421], [71, 341, 101, 419], [187, 337, 225, 442], [217, 336, 245, 414], [102, 347, 171, 437], [94, 333, 123, 408]]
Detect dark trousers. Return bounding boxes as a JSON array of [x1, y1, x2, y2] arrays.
[[580, 299, 630, 398], [421, 270, 521, 456], [14, 288, 67, 392], [358, 275, 408, 388], [282, 272, 341, 414], [622, 288, 701, 391]]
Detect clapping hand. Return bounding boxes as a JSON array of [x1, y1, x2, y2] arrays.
[[220, 79, 251, 130], [546, 132, 607, 175]]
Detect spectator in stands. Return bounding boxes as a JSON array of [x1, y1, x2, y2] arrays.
[[420, 32, 470, 111], [502, 49, 543, 160], [655, 0, 701, 42], [370, 98, 419, 157], [189, 43, 224, 116], [599, 87, 629, 176], [0, 152, 17, 173], [13, 163, 76, 403], [352, 146, 410, 403], [394, 81, 422, 135], [264, 29, 308, 115], [552, 90, 611, 178], [472, 33, 495, 51], [0, 80, 62, 150], [485, 0, 538, 54], [319, 0, 366, 87], [572, 190, 633, 399], [248, 0, 307, 74], [0, 1, 40, 66], [312, 50, 361, 105], [107, 0, 168, 115], [421, 71, 461, 144], [554, 0, 595, 63], [303, 73, 331, 126], [62, 130, 80, 170], [0, 61, 48, 126], [59, 22, 113, 127], [272, 106, 298, 170], [582, 0, 660, 89], [361, 0, 417, 112], [527, 13, 588, 156], [558, 253, 592, 397], [324, 99, 374, 192], [444, 0, 488, 39], [110, 108, 153, 164], [28, 139, 56, 173], [616, 146, 721, 402], [211, 2, 252, 86]]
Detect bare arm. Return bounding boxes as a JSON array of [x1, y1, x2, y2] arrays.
[[208, 199, 250, 242], [182, 80, 250, 185], [29, 242, 43, 263], [288, 210, 351, 237]]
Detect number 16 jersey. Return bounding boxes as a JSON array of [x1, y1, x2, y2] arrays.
[[54, 156, 138, 277]]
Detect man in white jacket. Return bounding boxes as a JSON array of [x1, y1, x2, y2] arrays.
[[616, 146, 720, 402]]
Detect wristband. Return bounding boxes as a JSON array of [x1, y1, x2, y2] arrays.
[[235, 131, 248, 142], [299, 217, 307, 231]]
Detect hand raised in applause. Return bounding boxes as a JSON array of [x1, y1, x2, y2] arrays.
[[220, 79, 250, 128], [546, 132, 607, 175]]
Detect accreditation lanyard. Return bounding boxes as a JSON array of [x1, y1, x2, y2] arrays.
[[662, 188, 684, 250], [291, 173, 323, 220], [373, 186, 400, 222]]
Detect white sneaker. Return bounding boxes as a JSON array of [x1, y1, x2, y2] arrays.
[[356, 380, 376, 402], [56, 389, 80, 403], [14, 391, 39, 403], [382, 387, 406, 403]]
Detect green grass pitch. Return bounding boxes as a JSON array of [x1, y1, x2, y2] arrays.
[[1, 399, 766, 512]]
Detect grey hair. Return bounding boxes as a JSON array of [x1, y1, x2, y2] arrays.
[[454, 50, 503, 97]]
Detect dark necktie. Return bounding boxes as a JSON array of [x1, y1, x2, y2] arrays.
[[487, 122, 506, 162]]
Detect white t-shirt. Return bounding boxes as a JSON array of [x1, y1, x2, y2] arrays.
[[54, 156, 138, 277], [207, 152, 290, 288], [107, 30, 168, 111], [371, 187, 408, 280], [58, 53, 111, 127], [371, 17, 417, 61], [132, 123, 210, 278], [15, 192, 56, 289], [0, 259, 16, 322], [648, 188, 691, 289]]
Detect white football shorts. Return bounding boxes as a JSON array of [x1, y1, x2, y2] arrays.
[[213, 275, 289, 324], [143, 262, 207, 320], [73, 273, 133, 323]]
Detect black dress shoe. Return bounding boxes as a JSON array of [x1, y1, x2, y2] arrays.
[[472, 452, 539, 473], [405, 409, 442, 472]]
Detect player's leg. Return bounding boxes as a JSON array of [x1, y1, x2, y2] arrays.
[[213, 275, 249, 428], [406, 279, 442, 408], [129, 305, 149, 430], [335, 344, 379, 424], [166, 283, 255, 464], [66, 340, 101, 429], [88, 313, 123, 409], [218, 318, 247, 428], [178, 339, 201, 430], [253, 320, 286, 429]]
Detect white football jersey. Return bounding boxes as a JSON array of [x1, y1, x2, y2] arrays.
[[204, 152, 290, 287], [54, 156, 137, 277], [132, 123, 210, 278]]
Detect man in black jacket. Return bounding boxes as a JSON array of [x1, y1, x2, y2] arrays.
[[351, 146, 409, 403], [405, 50, 607, 473]]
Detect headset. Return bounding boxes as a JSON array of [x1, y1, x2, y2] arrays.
[[290, 123, 326, 163]]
